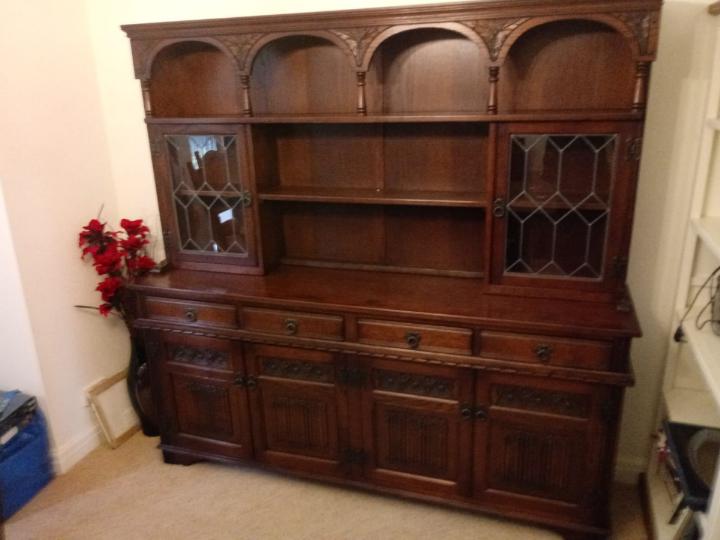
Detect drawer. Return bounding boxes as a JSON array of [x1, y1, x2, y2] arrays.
[[241, 308, 344, 341], [145, 297, 237, 328], [357, 320, 472, 355], [480, 331, 612, 370]]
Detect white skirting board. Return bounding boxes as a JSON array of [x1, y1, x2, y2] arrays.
[[51, 425, 102, 474]]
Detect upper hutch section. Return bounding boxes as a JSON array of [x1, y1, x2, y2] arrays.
[[124, 0, 661, 120]]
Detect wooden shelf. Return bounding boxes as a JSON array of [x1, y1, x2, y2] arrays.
[[258, 187, 487, 208], [146, 110, 644, 125], [681, 305, 720, 410], [692, 216, 720, 260], [663, 387, 720, 428]]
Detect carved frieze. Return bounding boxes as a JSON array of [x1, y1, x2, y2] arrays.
[[613, 11, 659, 56], [171, 345, 230, 369], [375, 369, 454, 398], [130, 39, 162, 79], [492, 384, 590, 418], [260, 357, 333, 383], [464, 18, 529, 62], [330, 26, 389, 66], [218, 33, 264, 71]]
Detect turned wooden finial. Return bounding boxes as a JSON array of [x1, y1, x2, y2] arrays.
[[356, 72, 368, 115], [140, 79, 153, 117], [632, 62, 650, 112], [240, 74, 252, 116], [487, 66, 500, 114]]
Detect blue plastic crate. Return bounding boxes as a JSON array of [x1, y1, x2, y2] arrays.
[[0, 409, 53, 519]]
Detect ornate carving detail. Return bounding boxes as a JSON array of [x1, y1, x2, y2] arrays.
[[330, 27, 389, 66], [185, 380, 225, 395], [218, 33, 264, 71], [171, 345, 230, 369], [493, 385, 590, 418], [464, 18, 529, 62], [375, 369, 454, 398], [260, 357, 333, 383], [613, 11, 658, 56], [130, 39, 162, 79]]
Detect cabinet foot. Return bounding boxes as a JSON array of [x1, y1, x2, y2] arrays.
[[162, 450, 202, 466]]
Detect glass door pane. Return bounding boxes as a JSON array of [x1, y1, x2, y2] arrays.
[[504, 134, 616, 280], [166, 134, 249, 255]]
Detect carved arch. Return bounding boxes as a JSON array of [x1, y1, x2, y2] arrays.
[[359, 23, 488, 72], [137, 37, 238, 80], [495, 15, 641, 65], [243, 31, 356, 75]]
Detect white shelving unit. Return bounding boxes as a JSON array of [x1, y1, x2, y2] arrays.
[[645, 4, 720, 539]]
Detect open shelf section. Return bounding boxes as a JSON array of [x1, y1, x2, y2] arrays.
[[259, 187, 487, 208], [664, 387, 720, 429], [146, 110, 644, 125], [692, 216, 720, 260], [682, 305, 720, 410]]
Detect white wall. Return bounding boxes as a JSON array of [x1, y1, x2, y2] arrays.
[[0, 0, 712, 478], [0, 0, 130, 472]]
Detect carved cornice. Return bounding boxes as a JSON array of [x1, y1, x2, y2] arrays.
[[330, 26, 389, 67], [612, 11, 658, 56], [131, 39, 162, 79], [260, 357, 333, 383], [171, 345, 230, 369], [218, 33, 263, 71], [464, 18, 529, 61], [375, 369, 454, 398], [493, 384, 590, 418]]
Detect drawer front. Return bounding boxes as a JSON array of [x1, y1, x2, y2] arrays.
[[145, 297, 237, 328], [357, 320, 472, 355], [241, 308, 344, 341], [480, 331, 612, 370]]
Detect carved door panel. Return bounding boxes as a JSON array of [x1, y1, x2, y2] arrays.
[[244, 344, 349, 477], [359, 358, 475, 498], [491, 121, 641, 292], [159, 333, 253, 460], [473, 373, 612, 522]]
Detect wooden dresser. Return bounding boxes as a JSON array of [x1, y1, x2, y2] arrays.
[[122, 1, 661, 538]]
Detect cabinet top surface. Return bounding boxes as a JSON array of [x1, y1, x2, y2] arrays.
[[132, 266, 641, 338], [122, 0, 662, 36]]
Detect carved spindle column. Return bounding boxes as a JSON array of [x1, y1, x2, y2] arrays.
[[240, 74, 252, 116], [487, 67, 499, 114], [140, 79, 153, 117], [356, 71, 367, 115], [632, 61, 650, 112]]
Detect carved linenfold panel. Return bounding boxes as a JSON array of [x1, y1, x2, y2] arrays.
[[492, 385, 590, 418], [374, 369, 454, 399], [613, 11, 658, 56], [170, 345, 230, 369], [464, 18, 529, 62], [173, 374, 234, 440], [260, 357, 334, 383], [493, 428, 580, 501], [265, 395, 330, 452], [330, 27, 389, 66], [218, 33, 264, 71], [384, 409, 449, 477]]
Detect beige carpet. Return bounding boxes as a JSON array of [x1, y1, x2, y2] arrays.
[[5, 433, 647, 539]]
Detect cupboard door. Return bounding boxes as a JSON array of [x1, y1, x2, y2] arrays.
[[158, 334, 253, 460], [473, 374, 611, 522], [491, 121, 641, 292], [244, 344, 349, 477], [149, 124, 259, 272], [359, 358, 474, 497]]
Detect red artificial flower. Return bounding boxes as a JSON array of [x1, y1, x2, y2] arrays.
[[98, 303, 114, 317], [78, 219, 105, 247], [127, 255, 156, 273], [120, 234, 149, 252], [92, 244, 123, 275], [95, 276, 123, 302], [120, 218, 149, 237]]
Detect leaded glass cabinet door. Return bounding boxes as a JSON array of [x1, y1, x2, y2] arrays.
[[491, 122, 640, 293], [151, 125, 259, 272]]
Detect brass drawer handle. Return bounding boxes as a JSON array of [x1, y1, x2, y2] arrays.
[[184, 308, 198, 323], [284, 318, 298, 335], [535, 344, 553, 362], [405, 332, 421, 349]]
